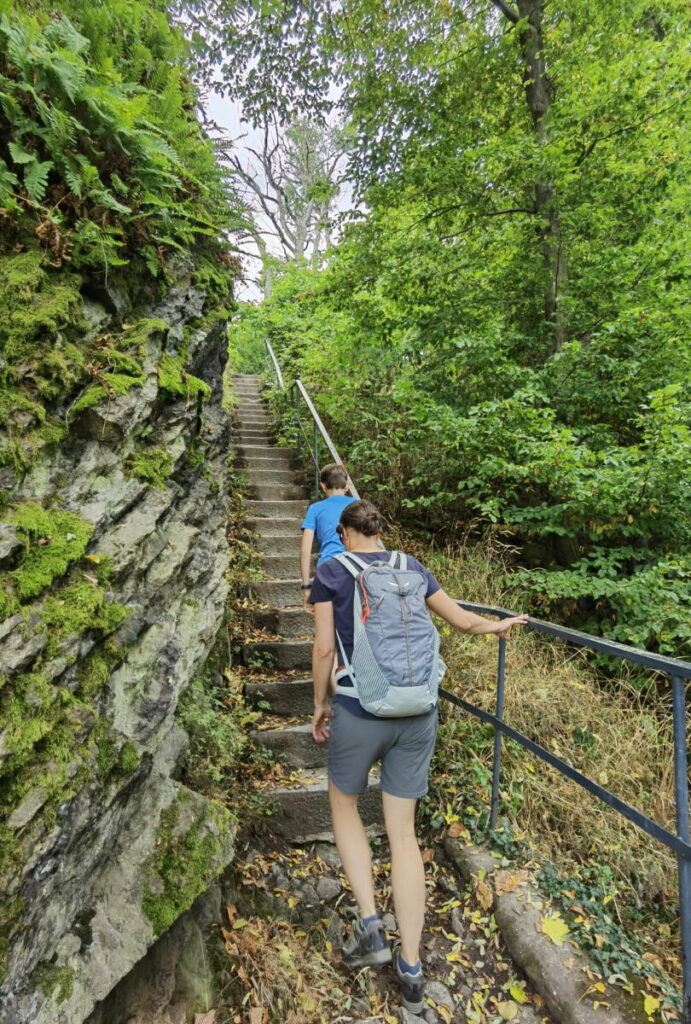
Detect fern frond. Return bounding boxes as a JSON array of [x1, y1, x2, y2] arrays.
[[24, 159, 53, 202]]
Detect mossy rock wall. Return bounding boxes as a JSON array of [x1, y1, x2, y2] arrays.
[[0, 254, 237, 1024]]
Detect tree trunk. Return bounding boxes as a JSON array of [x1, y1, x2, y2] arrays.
[[516, 0, 568, 353]]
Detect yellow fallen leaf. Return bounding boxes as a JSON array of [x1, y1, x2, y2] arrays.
[[498, 1000, 518, 1020], [83, 554, 101, 564], [509, 984, 526, 1004], [540, 915, 569, 945], [644, 995, 660, 1016]]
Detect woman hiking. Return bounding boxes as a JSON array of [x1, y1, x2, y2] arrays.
[[308, 499, 528, 1013]]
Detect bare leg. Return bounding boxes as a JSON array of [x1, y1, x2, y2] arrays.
[[382, 792, 425, 965], [329, 781, 376, 918]]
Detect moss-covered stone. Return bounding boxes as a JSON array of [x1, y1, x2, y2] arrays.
[[8, 504, 93, 601], [142, 792, 235, 937], [29, 961, 75, 1005], [158, 355, 211, 402], [41, 580, 129, 655], [125, 448, 174, 489]]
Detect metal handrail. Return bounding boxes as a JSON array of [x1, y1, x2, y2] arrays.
[[263, 339, 359, 499], [261, 337, 690, 1014], [446, 602, 691, 1019]]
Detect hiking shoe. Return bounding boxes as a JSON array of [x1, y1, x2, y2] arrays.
[[395, 954, 425, 1014], [342, 917, 392, 967]]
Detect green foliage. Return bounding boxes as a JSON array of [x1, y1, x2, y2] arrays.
[[158, 354, 210, 401], [0, 0, 243, 283], [125, 447, 174, 488], [141, 792, 235, 936], [228, 0, 691, 657], [8, 503, 93, 600]]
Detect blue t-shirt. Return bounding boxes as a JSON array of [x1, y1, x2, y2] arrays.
[[309, 550, 441, 719], [301, 494, 357, 565]]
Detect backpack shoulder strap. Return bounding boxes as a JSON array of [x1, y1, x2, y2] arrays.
[[334, 551, 368, 577], [387, 550, 407, 570]]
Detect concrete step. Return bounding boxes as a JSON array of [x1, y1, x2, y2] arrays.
[[267, 768, 384, 842], [252, 607, 313, 638], [246, 469, 301, 487], [255, 534, 302, 555], [251, 722, 325, 769], [235, 445, 297, 461], [261, 553, 315, 579], [249, 483, 308, 501], [249, 579, 302, 607], [236, 430, 273, 442], [245, 677, 313, 716], [236, 415, 270, 425], [237, 457, 300, 474], [246, 500, 308, 517], [243, 639, 311, 671], [245, 516, 303, 537]]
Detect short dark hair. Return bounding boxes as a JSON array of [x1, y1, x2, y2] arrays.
[[320, 463, 349, 490], [340, 499, 386, 537]]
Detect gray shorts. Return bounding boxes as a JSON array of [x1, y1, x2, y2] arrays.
[[328, 703, 438, 799]]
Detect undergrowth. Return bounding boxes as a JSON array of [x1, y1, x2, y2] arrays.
[[410, 529, 682, 1013]]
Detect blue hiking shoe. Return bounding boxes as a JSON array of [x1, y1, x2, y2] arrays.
[[342, 917, 392, 967], [395, 953, 425, 1014]]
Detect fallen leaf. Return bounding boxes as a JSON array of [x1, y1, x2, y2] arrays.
[[540, 915, 569, 945], [498, 1000, 518, 1020], [475, 879, 493, 911], [194, 1013, 216, 1024], [495, 869, 530, 894], [644, 995, 661, 1017], [509, 984, 526, 1003], [422, 847, 435, 863]]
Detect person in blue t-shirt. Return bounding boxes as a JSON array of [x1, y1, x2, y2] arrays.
[[299, 463, 357, 613]]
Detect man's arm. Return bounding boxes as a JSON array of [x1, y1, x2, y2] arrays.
[[300, 528, 315, 613], [426, 589, 528, 636], [312, 600, 335, 741]]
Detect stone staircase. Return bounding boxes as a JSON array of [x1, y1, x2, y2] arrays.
[[231, 375, 382, 842]]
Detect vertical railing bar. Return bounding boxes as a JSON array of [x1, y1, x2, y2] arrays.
[[313, 419, 320, 499], [672, 674, 691, 1021], [293, 384, 301, 459], [489, 636, 507, 829]]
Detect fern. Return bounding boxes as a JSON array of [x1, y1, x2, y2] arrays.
[[24, 159, 53, 201]]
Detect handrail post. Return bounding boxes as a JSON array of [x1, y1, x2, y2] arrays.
[[672, 674, 691, 1021], [313, 420, 320, 499], [293, 384, 301, 458], [489, 636, 507, 829]]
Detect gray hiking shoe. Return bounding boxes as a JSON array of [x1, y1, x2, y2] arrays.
[[342, 917, 392, 967], [395, 954, 425, 1014]]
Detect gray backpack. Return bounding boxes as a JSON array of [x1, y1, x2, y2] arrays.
[[333, 551, 446, 717]]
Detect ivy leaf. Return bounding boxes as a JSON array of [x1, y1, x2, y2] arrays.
[[540, 915, 569, 945]]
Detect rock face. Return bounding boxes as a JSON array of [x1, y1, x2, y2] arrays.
[[0, 264, 236, 1024]]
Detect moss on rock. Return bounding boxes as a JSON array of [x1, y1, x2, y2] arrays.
[[6, 503, 93, 601], [142, 791, 235, 936], [125, 448, 174, 489], [158, 355, 210, 402]]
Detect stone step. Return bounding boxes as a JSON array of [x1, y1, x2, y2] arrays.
[[236, 433, 274, 444], [249, 483, 308, 501], [261, 553, 314, 579], [246, 469, 301, 486], [236, 415, 270, 425], [249, 579, 301, 607], [238, 457, 300, 474], [235, 445, 297, 461], [267, 768, 384, 842], [252, 607, 313, 639], [243, 639, 312, 671], [245, 516, 303, 537], [246, 500, 308, 518], [255, 534, 302, 555], [251, 722, 325, 769], [245, 677, 313, 716]]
